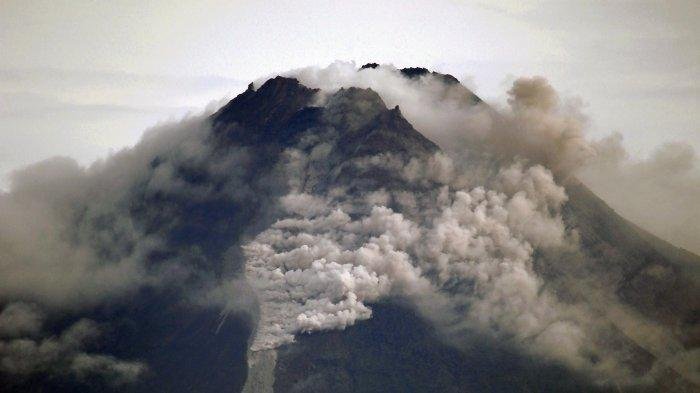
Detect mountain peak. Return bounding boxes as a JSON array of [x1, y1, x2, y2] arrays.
[[211, 76, 319, 144], [359, 62, 460, 85], [399, 66, 460, 85], [210, 75, 438, 167], [323, 87, 387, 131], [333, 96, 438, 161], [359, 63, 481, 104], [360, 62, 379, 70]]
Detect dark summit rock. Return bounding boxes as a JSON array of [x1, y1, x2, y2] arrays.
[[212, 76, 319, 145], [210, 66, 478, 153], [335, 104, 438, 159], [399, 67, 482, 104], [359, 63, 461, 85], [324, 86, 436, 156], [211, 78, 438, 162], [211, 63, 481, 153], [360, 63, 482, 104], [400, 66, 460, 85]]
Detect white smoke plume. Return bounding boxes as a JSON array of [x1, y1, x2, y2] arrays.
[[238, 63, 699, 387], [243, 143, 643, 384]]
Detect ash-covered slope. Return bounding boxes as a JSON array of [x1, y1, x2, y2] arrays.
[[208, 67, 697, 392], [0, 64, 697, 393], [564, 180, 700, 329], [225, 69, 698, 392]]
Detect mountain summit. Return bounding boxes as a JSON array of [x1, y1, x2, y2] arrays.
[[1, 64, 697, 393]]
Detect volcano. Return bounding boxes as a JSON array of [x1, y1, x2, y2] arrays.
[[1, 64, 698, 393]]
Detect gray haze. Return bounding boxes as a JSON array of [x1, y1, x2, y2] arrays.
[[582, 135, 700, 254]]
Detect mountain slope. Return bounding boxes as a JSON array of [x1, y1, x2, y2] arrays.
[[1, 65, 697, 393], [221, 70, 699, 392]]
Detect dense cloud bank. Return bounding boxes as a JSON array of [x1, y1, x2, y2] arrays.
[[0, 114, 269, 386], [0, 118, 208, 310]]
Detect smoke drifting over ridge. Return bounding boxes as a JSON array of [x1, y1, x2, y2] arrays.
[[281, 61, 700, 252], [0, 61, 697, 390], [581, 134, 700, 254], [279, 62, 595, 175]]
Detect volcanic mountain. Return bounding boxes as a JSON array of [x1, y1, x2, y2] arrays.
[[0, 64, 698, 393]]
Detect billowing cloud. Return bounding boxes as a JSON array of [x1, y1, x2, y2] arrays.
[[280, 61, 595, 175], [283, 63, 700, 249], [0, 113, 260, 384], [242, 143, 645, 384], [236, 67, 698, 387], [0, 117, 210, 310]]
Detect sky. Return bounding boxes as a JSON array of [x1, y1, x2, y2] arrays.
[[1, 0, 698, 189]]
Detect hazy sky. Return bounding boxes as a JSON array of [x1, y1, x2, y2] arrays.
[[1, 0, 698, 188]]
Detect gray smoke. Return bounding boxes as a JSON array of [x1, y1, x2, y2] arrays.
[[581, 133, 700, 254], [0, 117, 211, 310], [281, 61, 700, 264], [242, 143, 645, 384], [279, 61, 594, 175], [238, 62, 699, 387], [0, 113, 260, 384]]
